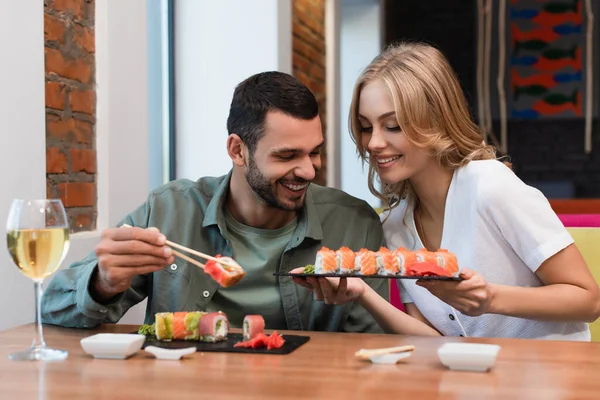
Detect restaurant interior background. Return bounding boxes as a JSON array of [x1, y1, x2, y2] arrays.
[[1, 0, 598, 331]]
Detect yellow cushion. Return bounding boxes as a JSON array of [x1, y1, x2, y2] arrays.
[[567, 228, 600, 342]]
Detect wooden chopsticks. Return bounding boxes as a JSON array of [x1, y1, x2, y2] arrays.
[[354, 345, 415, 360], [120, 224, 242, 271]]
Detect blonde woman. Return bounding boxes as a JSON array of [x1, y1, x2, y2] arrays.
[[293, 42, 599, 340]]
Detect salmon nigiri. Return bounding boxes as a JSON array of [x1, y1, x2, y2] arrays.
[[397, 247, 418, 276], [337, 246, 357, 274], [376, 247, 398, 275], [355, 248, 377, 275], [315, 246, 338, 274]]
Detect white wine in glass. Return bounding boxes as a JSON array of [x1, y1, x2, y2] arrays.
[[6, 199, 70, 361]]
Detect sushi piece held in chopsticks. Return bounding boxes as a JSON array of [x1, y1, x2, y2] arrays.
[[376, 247, 398, 275], [314, 247, 338, 274], [355, 248, 377, 275], [172, 311, 206, 340], [204, 255, 246, 288], [243, 315, 265, 341], [197, 311, 229, 343], [337, 246, 358, 274]]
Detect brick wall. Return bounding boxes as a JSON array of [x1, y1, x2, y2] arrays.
[[292, 0, 327, 186], [44, 0, 96, 232], [384, 0, 600, 198]]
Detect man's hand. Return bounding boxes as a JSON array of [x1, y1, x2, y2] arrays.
[[92, 226, 175, 302]]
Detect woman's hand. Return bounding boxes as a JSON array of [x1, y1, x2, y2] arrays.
[[416, 268, 495, 317], [289, 267, 367, 305]]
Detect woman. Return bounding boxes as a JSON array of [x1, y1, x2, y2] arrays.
[[293, 42, 599, 340]]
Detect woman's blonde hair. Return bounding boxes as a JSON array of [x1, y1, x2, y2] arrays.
[[349, 42, 506, 212]]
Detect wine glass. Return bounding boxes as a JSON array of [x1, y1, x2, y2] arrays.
[[6, 199, 70, 361]]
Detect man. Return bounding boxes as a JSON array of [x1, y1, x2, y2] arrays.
[[41, 71, 389, 333]]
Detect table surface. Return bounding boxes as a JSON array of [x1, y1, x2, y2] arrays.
[[1, 323, 600, 399]]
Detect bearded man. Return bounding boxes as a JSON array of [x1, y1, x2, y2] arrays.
[[41, 72, 388, 333]]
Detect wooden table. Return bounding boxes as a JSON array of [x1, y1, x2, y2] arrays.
[[1, 324, 600, 399]]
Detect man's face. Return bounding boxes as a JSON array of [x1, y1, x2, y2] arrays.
[[245, 111, 323, 211]]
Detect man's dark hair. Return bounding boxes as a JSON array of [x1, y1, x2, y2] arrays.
[[226, 71, 319, 154]]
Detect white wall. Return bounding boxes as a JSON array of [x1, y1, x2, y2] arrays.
[[94, 0, 151, 324], [339, 0, 382, 207], [0, 0, 152, 331], [174, 0, 292, 180], [0, 0, 46, 330]]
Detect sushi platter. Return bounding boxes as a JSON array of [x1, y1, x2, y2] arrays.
[[275, 246, 463, 281], [136, 312, 310, 355]]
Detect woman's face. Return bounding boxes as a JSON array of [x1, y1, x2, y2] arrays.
[[358, 79, 433, 185]]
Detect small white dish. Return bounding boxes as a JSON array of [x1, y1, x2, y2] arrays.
[[144, 346, 197, 360], [80, 333, 145, 360], [437, 342, 501, 372], [369, 351, 413, 364]]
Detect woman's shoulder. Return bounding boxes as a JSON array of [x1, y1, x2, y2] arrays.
[[457, 159, 528, 202]]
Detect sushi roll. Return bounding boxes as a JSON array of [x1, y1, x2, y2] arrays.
[[355, 248, 377, 275], [155, 312, 174, 341], [172, 311, 206, 340], [435, 249, 459, 276], [314, 247, 338, 274], [243, 315, 265, 341], [197, 311, 229, 343], [415, 248, 439, 264], [376, 247, 398, 275], [204, 255, 246, 288], [397, 247, 418, 276], [337, 246, 358, 274]]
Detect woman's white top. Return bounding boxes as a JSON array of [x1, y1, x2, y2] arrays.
[[382, 160, 590, 341]]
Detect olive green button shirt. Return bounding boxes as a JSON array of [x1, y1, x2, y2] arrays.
[[41, 171, 389, 333]]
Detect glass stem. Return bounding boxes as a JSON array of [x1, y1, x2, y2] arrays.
[[32, 280, 46, 349]]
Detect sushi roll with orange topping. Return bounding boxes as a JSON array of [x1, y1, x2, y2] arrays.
[[434, 249, 459, 276], [315, 246, 338, 274], [376, 247, 398, 275], [355, 248, 378, 275], [336, 246, 358, 274], [396, 247, 418, 276]]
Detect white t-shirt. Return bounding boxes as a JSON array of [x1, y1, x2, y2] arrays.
[[382, 159, 590, 341]]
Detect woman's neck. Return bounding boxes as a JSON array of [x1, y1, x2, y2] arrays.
[[409, 163, 454, 223]]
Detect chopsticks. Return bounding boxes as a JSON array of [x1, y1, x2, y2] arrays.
[[354, 345, 415, 360], [120, 224, 242, 271]]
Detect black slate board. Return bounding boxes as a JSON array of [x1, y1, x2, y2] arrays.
[[139, 333, 310, 355], [274, 271, 461, 281]]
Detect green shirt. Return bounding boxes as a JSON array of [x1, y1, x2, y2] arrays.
[[205, 210, 296, 329], [41, 171, 389, 333]]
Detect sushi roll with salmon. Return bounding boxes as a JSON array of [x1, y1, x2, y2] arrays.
[[434, 249, 459, 276], [376, 247, 399, 275], [314, 247, 338, 274], [243, 315, 265, 341], [155, 312, 174, 341], [397, 247, 418, 276], [198, 311, 229, 343], [337, 246, 358, 274], [355, 248, 377, 275], [172, 311, 206, 340], [415, 248, 439, 264]]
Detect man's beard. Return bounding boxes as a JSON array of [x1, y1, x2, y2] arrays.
[[245, 156, 310, 212]]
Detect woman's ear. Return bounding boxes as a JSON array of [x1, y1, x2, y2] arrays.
[[227, 134, 247, 167]]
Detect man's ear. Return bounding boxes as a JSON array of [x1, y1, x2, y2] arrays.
[[227, 134, 247, 167]]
